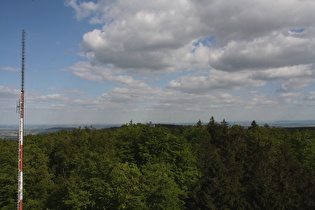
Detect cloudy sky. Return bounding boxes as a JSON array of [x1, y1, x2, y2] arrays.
[[1, 0, 315, 125]]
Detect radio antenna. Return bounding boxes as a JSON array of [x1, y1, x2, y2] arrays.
[[17, 29, 25, 210]]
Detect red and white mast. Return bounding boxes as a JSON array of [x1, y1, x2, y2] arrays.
[[18, 29, 25, 210]]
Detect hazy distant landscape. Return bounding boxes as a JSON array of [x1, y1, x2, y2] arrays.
[[2, 120, 315, 140], [0, 124, 120, 139]]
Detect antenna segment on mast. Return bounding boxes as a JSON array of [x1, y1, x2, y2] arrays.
[[17, 29, 25, 210], [21, 30, 25, 92]]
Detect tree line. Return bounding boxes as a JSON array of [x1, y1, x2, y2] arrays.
[[0, 118, 314, 209]]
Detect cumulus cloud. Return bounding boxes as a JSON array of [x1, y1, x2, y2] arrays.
[[210, 32, 315, 71], [250, 65, 315, 91], [67, 0, 315, 74], [168, 69, 266, 93], [195, 0, 315, 43]]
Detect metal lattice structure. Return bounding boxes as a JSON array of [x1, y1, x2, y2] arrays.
[[18, 29, 25, 210]]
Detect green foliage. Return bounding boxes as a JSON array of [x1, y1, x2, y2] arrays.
[[1, 121, 314, 209], [107, 162, 144, 209], [0, 140, 17, 209], [141, 163, 184, 210], [24, 135, 54, 209], [114, 124, 200, 199]]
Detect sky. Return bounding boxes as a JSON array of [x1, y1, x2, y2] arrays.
[[1, 0, 315, 125]]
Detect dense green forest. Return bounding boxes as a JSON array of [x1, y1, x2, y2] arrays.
[[1, 118, 315, 209]]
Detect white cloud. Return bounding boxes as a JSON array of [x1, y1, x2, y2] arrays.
[[168, 69, 266, 93], [47, 88, 84, 95], [66, 0, 98, 20], [0, 86, 19, 118], [65, 61, 113, 82], [196, 0, 315, 43], [210, 32, 315, 71], [304, 91, 315, 101], [0, 86, 19, 98], [67, 0, 315, 74], [251, 65, 314, 80], [250, 65, 315, 91], [40, 94, 69, 101], [69, 0, 208, 72], [279, 91, 315, 106], [66, 61, 150, 88], [0, 66, 19, 72]]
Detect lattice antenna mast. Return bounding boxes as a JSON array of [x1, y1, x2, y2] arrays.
[[18, 29, 25, 210]]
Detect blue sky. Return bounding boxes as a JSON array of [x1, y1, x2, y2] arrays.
[[1, 0, 315, 125]]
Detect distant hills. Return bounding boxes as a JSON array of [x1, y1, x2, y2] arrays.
[[1, 120, 315, 140], [0, 124, 122, 139], [228, 120, 315, 128]]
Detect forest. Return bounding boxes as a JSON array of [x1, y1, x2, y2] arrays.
[[0, 118, 314, 209]]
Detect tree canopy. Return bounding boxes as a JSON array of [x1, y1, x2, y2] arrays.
[[0, 119, 314, 209]]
